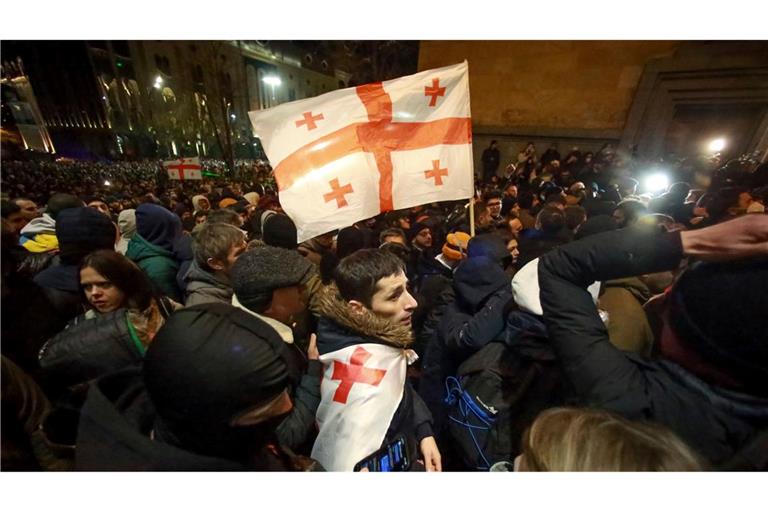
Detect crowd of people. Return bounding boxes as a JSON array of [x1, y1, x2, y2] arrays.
[[1, 142, 767, 472]]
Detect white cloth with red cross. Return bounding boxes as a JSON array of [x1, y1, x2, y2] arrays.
[[164, 157, 202, 180], [311, 343, 411, 472], [248, 61, 474, 242]]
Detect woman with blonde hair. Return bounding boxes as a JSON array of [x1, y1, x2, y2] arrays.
[[515, 407, 703, 471]]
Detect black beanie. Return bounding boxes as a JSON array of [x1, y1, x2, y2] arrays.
[[336, 226, 366, 258], [669, 258, 768, 396], [55, 207, 116, 265], [230, 245, 312, 313], [467, 233, 508, 265], [262, 214, 298, 250], [408, 221, 430, 242], [144, 303, 290, 433]]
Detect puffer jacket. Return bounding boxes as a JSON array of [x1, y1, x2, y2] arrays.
[[183, 260, 233, 306], [38, 309, 145, 388]]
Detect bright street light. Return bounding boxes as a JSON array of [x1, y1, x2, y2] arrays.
[[708, 138, 726, 153]]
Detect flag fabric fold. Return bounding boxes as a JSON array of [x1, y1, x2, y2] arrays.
[[249, 61, 473, 242]]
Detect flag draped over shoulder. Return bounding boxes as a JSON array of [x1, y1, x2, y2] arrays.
[[249, 61, 474, 242]]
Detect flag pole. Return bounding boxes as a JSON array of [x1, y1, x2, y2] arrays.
[[469, 196, 476, 237]]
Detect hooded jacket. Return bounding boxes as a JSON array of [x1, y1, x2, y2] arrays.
[[538, 227, 768, 467], [420, 256, 514, 433], [126, 235, 181, 302], [183, 259, 233, 306], [314, 285, 434, 449], [19, 213, 58, 253]]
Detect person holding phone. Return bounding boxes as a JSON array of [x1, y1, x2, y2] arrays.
[[311, 249, 441, 472]]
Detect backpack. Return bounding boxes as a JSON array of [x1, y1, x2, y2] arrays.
[[444, 341, 563, 470]]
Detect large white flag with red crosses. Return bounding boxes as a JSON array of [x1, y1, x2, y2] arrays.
[[249, 61, 473, 242]]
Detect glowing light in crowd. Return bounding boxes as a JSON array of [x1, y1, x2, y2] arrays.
[[104, 180, 111, 186], [708, 138, 726, 153], [645, 173, 669, 193], [154, 76, 164, 89]]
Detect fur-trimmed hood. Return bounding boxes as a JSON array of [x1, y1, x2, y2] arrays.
[[315, 283, 413, 351]]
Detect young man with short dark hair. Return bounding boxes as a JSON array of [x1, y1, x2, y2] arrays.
[[311, 249, 441, 471]]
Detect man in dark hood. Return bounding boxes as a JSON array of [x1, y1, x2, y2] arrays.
[[76, 304, 320, 470]]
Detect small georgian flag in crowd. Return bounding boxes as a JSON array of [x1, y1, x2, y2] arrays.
[[164, 157, 202, 180], [249, 61, 474, 242]]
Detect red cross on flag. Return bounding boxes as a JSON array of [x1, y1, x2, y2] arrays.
[[311, 343, 409, 471], [164, 157, 202, 181], [249, 61, 473, 242]]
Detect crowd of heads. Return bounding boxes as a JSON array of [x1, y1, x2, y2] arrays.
[[1, 143, 767, 472]]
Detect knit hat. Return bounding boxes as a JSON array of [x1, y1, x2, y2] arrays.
[[668, 258, 768, 395], [230, 245, 312, 313], [55, 207, 117, 265], [442, 232, 471, 261], [467, 233, 508, 265], [262, 213, 298, 250], [336, 226, 366, 258], [218, 197, 238, 209], [408, 221, 430, 242]]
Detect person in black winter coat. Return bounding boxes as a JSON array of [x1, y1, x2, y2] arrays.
[[420, 237, 514, 438], [230, 245, 322, 452], [76, 304, 322, 471], [537, 215, 768, 469], [311, 249, 440, 471], [39, 250, 179, 390]]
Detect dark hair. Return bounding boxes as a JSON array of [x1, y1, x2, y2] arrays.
[[545, 194, 567, 207], [379, 227, 407, 246], [192, 223, 246, 271], [47, 193, 84, 220], [537, 206, 566, 234], [668, 182, 691, 200], [334, 249, 405, 308], [1, 200, 21, 219], [484, 190, 503, 203], [564, 205, 587, 231], [518, 190, 536, 210], [80, 250, 156, 310], [206, 208, 241, 226], [614, 199, 648, 226]]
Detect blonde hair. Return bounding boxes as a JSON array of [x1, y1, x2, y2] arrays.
[[519, 407, 702, 471]]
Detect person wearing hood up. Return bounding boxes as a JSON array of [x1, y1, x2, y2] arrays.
[[419, 233, 515, 437], [33, 207, 117, 331], [115, 209, 136, 255], [126, 203, 183, 302], [75, 303, 322, 470], [191, 194, 211, 212]]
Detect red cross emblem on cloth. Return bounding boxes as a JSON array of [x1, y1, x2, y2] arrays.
[[424, 78, 446, 107], [323, 178, 354, 208], [295, 111, 324, 131], [272, 83, 471, 212], [167, 158, 201, 181], [330, 347, 387, 404], [425, 159, 448, 186]]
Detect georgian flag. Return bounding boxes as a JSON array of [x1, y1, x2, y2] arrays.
[[164, 157, 202, 180], [249, 61, 474, 242], [311, 343, 410, 472]]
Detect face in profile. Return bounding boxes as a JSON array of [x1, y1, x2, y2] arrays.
[[368, 270, 418, 326]]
